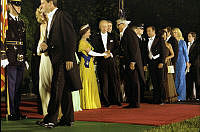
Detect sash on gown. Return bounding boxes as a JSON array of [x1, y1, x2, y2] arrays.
[[80, 53, 92, 68]]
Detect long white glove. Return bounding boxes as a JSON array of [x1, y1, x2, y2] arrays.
[[88, 50, 107, 57], [75, 52, 80, 64], [37, 45, 41, 55], [1, 59, 9, 68], [25, 61, 29, 70]]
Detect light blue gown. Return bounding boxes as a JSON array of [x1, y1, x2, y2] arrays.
[[175, 40, 189, 100]]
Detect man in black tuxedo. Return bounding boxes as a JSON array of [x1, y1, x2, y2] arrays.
[[143, 26, 166, 104], [132, 24, 147, 102], [186, 32, 200, 100], [92, 20, 121, 107], [117, 19, 145, 108], [37, 0, 82, 128], [164, 27, 178, 78], [132, 24, 145, 62]]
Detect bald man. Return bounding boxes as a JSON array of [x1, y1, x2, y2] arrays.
[[92, 20, 122, 107]]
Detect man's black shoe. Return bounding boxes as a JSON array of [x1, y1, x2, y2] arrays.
[[58, 120, 74, 127], [36, 120, 46, 126], [36, 120, 57, 128], [8, 115, 17, 121], [117, 103, 122, 106], [44, 122, 57, 128], [123, 104, 140, 109], [104, 104, 111, 107]]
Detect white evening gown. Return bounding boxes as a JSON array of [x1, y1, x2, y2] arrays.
[[37, 24, 53, 116]]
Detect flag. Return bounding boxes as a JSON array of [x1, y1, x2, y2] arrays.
[[118, 0, 125, 19], [1, 0, 8, 44], [1, 67, 5, 92], [1, 0, 8, 93]]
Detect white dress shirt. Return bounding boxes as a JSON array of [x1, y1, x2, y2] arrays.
[[137, 35, 142, 41], [9, 13, 18, 21], [101, 32, 108, 51], [101, 32, 113, 58], [47, 8, 58, 38], [120, 26, 128, 40], [187, 40, 194, 55], [148, 35, 160, 60], [166, 35, 171, 42]]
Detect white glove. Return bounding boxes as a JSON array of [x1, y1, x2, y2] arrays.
[[75, 52, 80, 64], [25, 61, 29, 70], [88, 50, 107, 57], [1, 59, 9, 68]]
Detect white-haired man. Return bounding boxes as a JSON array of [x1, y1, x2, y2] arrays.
[[117, 19, 145, 108], [92, 20, 122, 107]]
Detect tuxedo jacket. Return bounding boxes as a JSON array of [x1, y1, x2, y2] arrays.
[[120, 27, 145, 84], [137, 36, 147, 66], [167, 36, 178, 64], [187, 41, 200, 68], [92, 32, 119, 64], [47, 9, 76, 64], [47, 9, 82, 91], [187, 41, 200, 85], [144, 37, 166, 66]]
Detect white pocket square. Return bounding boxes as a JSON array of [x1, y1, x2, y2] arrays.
[[110, 40, 113, 42]]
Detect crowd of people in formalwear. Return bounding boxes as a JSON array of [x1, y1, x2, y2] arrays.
[[2, 0, 199, 129], [27, 0, 200, 128]]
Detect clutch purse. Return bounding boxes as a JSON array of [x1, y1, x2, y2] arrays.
[[167, 60, 174, 73]]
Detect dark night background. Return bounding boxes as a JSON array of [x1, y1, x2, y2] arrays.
[[19, 0, 200, 93]]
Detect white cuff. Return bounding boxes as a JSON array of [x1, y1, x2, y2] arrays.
[[25, 61, 29, 70], [152, 54, 160, 60], [110, 53, 113, 58]]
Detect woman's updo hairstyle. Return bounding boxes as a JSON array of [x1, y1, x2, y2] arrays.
[[80, 24, 90, 36]]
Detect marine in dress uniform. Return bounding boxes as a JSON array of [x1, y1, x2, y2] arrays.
[[4, 0, 27, 120]]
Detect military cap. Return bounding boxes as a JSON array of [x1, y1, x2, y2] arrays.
[[9, 0, 22, 6], [136, 23, 144, 29]]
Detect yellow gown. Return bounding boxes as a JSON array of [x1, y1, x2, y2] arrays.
[[78, 40, 101, 109]]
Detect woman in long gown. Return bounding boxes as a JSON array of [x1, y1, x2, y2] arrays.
[[78, 24, 108, 109], [160, 30, 178, 103], [36, 8, 53, 116], [172, 28, 190, 101]]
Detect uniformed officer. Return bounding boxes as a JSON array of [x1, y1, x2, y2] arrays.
[[5, 0, 28, 120]]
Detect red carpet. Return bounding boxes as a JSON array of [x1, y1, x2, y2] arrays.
[[74, 103, 200, 126], [1, 101, 44, 119], [1, 100, 200, 126]]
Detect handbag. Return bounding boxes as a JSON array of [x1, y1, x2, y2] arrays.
[[167, 60, 175, 73]]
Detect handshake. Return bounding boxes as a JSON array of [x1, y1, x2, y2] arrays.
[[104, 50, 112, 59]]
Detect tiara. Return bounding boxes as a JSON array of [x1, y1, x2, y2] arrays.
[[80, 24, 89, 31]]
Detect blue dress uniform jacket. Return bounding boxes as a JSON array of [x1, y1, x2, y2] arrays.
[[6, 15, 27, 66]]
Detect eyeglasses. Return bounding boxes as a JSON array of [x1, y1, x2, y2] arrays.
[[117, 23, 123, 27]]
